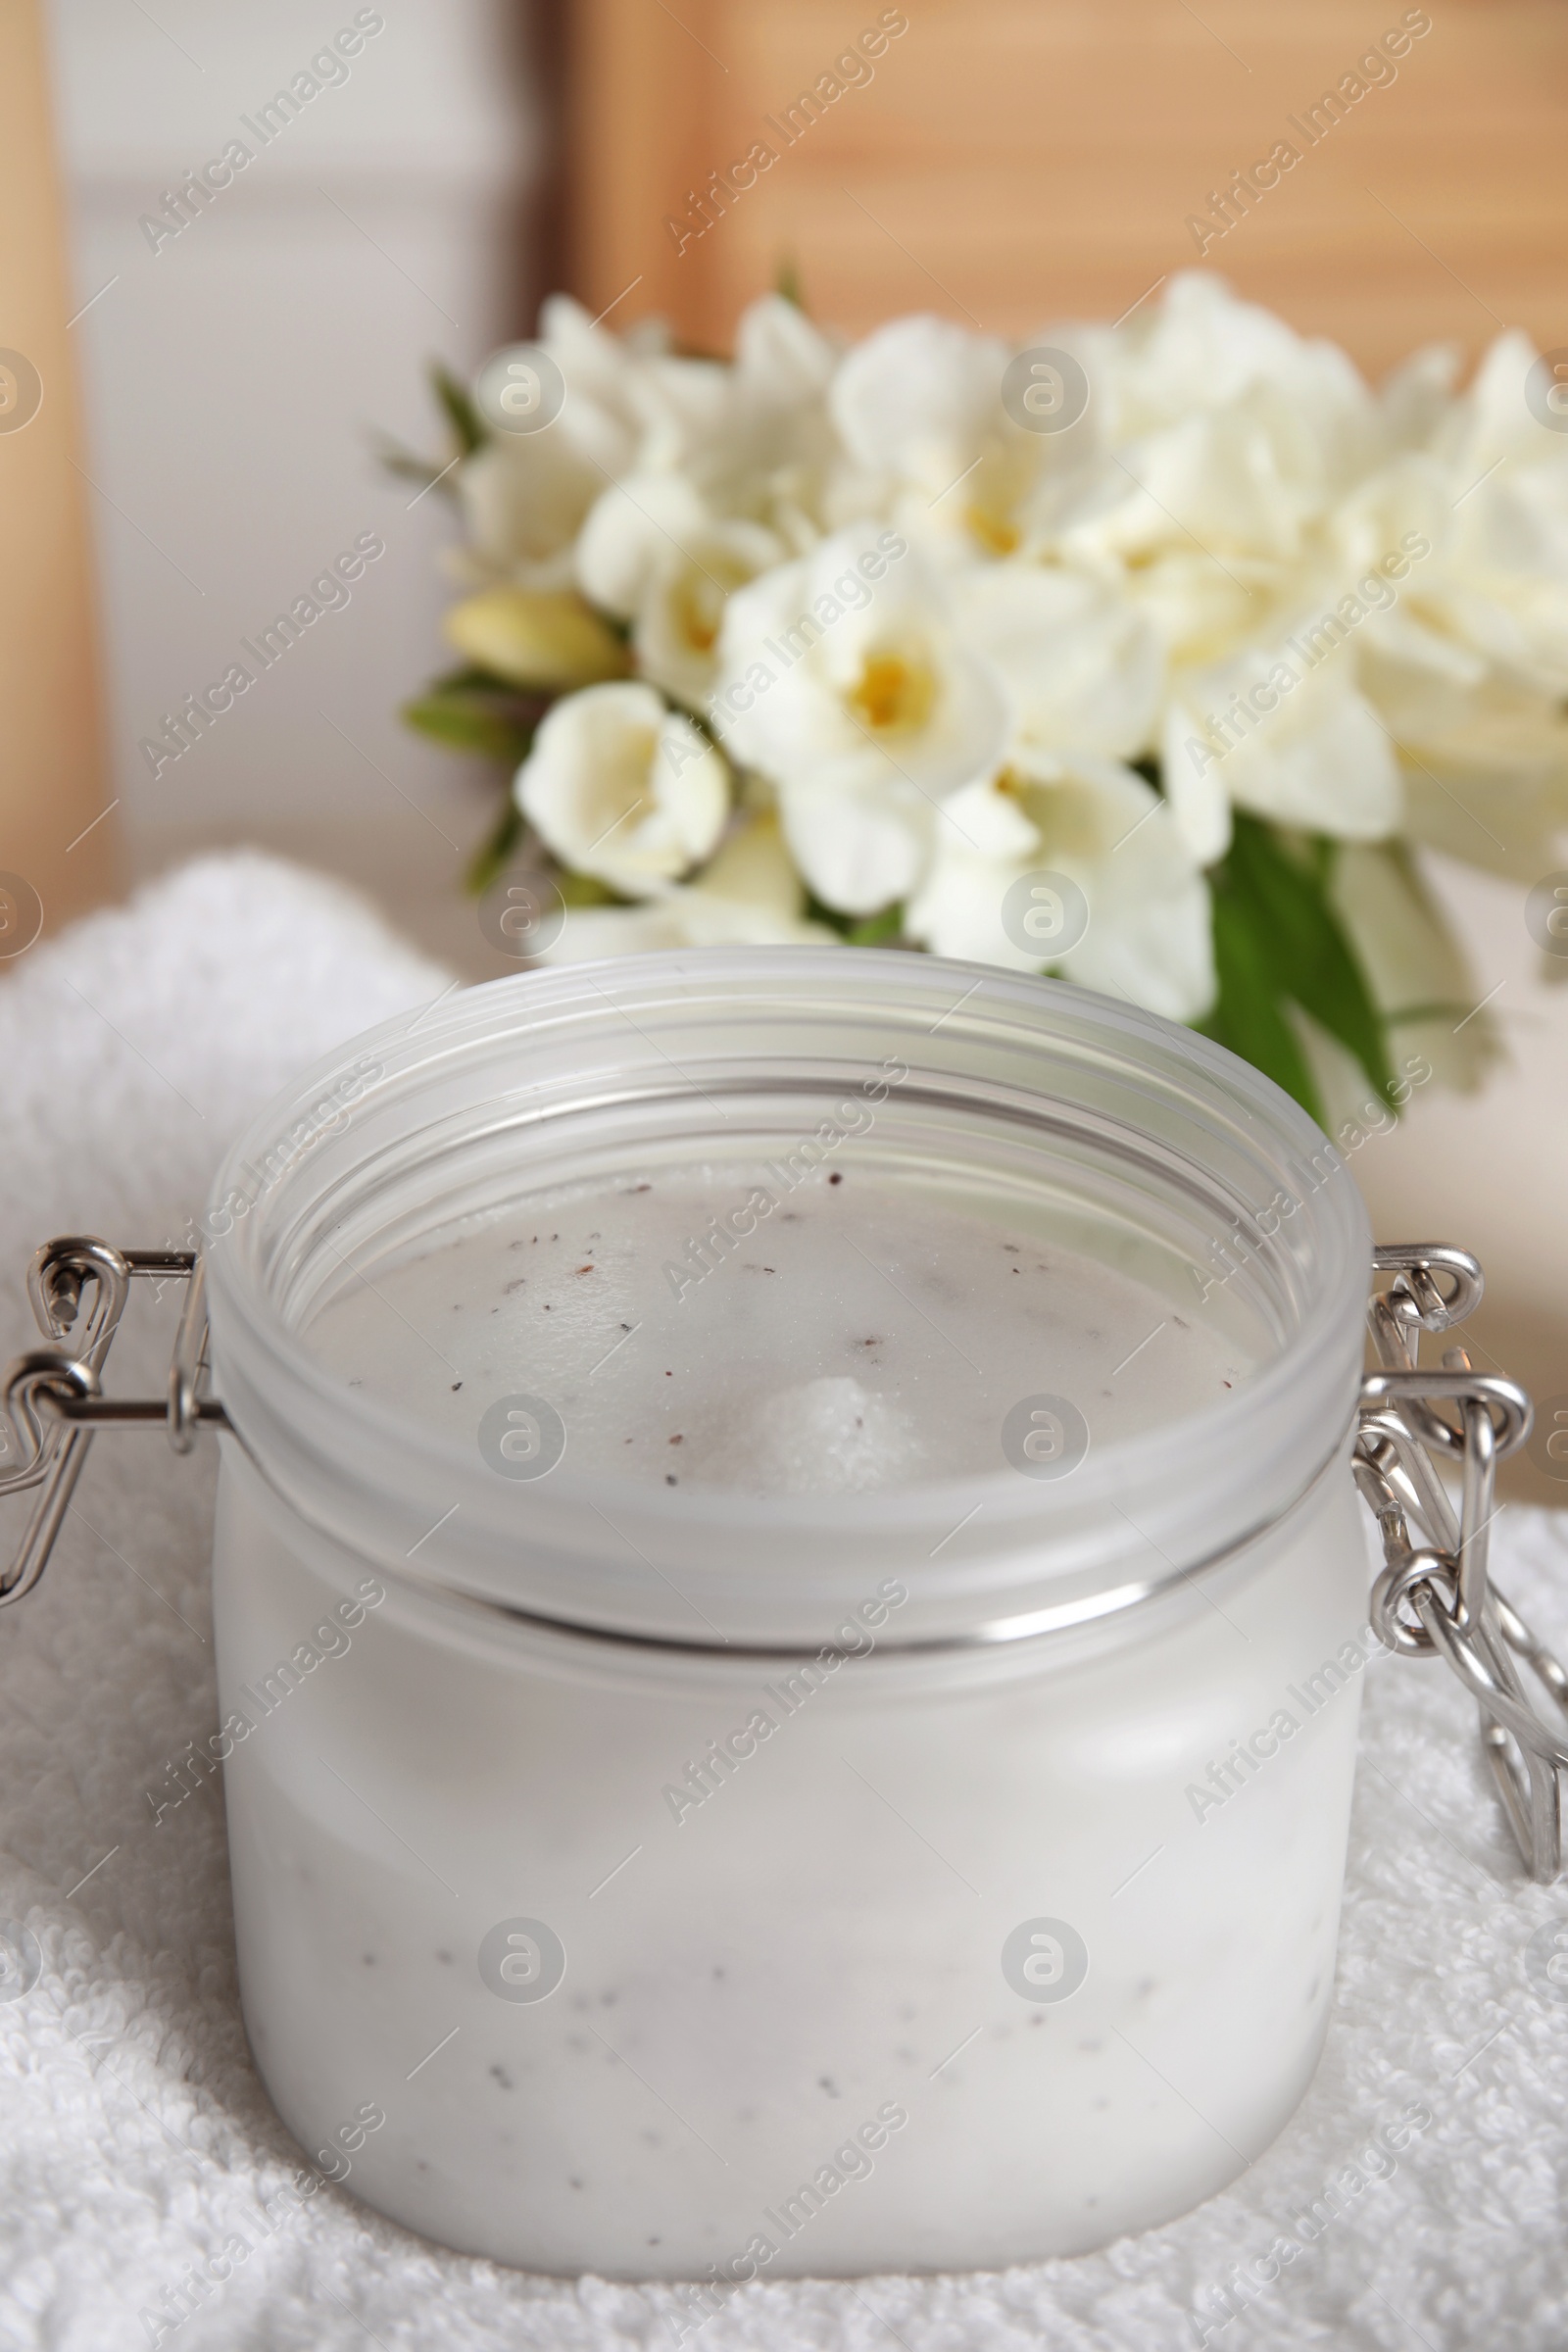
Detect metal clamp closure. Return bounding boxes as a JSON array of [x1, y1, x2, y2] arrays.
[[1356, 1244, 1566, 1883], [0, 1238, 227, 1606]]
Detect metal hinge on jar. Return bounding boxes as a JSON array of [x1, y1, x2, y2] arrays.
[[0, 1238, 227, 1606], [1356, 1244, 1568, 1884], [2, 1232, 1566, 1881]]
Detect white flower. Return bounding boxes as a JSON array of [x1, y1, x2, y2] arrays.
[[952, 564, 1162, 761], [830, 314, 1011, 486], [574, 474, 710, 618], [455, 433, 612, 594], [633, 519, 784, 709], [537, 811, 832, 960], [514, 683, 727, 898], [1033, 276, 1381, 675], [826, 314, 1055, 560], [1069, 272, 1375, 463], [904, 760, 1214, 1021], [1162, 644, 1402, 862], [453, 295, 646, 592], [713, 528, 1009, 912]]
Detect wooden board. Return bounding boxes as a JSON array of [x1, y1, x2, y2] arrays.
[[566, 0, 1568, 378]]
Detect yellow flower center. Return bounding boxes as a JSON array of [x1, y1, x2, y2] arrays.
[[965, 503, 1019, 557], [848, 652, 937, 735], [677, 576, 722, 654]]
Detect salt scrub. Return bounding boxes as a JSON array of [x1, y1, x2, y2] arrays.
[[305, 1171, 1251, 1492], [203, 946, 1375, 2281], [218, 1446, 1366, 2279]]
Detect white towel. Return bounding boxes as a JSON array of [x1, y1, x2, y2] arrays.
[[0, 854, 1564, 2351]]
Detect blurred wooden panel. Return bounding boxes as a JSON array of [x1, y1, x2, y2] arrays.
[[0, 0, 119, 943], [568, 0, 1568, 375]]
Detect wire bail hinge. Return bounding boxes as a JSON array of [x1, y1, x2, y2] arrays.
[[1356, 1244, 1566, 1883], [0, 1237, 228, 1607]]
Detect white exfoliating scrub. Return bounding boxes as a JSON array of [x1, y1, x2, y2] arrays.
[[204, 952, 1373, 2278], [304, 1167, 1251, 1494]]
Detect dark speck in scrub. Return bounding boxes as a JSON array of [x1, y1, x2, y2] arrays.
[[450, 1382, 463, 1392], [490, 2064, 514, 2089], [362, 1954, 375, 1966], [666, 1474, 678, 1486], [632, 1184, 652, 1193], [504, 1276, 526, 1295], [669, 1434, 683, 1446], [1003, 1244, 1020, 1253], [569, 2177, 584, 2190], [436, 1951, 453, 1964], [576, 1264, 594, 1275], [829, 1171, 843, 1185], [818, 2076, 840, 2098]]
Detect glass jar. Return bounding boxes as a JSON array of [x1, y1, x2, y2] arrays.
[[199, 946, 1373, 2279]]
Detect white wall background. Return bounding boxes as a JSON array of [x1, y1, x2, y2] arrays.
[[46, 0, 544, 966]]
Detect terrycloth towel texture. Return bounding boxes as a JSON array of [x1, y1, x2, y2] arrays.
[[0, 854, 1565, 2352]]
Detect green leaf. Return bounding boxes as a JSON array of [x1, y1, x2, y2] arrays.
[[803, 891, 903, 944], [1217, 814, 1395, 1107], [400, 666, 549, 766], [844, 904, 905, 946], [465, 801, 523, 897], [375, 442, 452, 490], [1200, 886, 1327, 1126], [429, 360, 487, 457], [775, 256, 807, 311], [402, 687, 534, 763], [557, 870, 623, 908]]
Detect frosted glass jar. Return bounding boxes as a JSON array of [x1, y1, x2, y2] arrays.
[[201, 948, 1372, 2279]]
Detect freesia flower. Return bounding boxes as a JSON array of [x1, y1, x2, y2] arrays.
[[713, 527, 1010, 911], [405, 271, 1568, 1118], [514, 682, 727, 898], [537, 810, 833, 961], [904, 760, 1215, 1022], [826, 313, 1062, 561], [633, 519, 784, 709], [443, 587, 627, 692], [952, 564, 1162, 762]]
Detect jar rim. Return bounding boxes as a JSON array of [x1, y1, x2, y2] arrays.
[[203, 948, 1371, 1647]]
